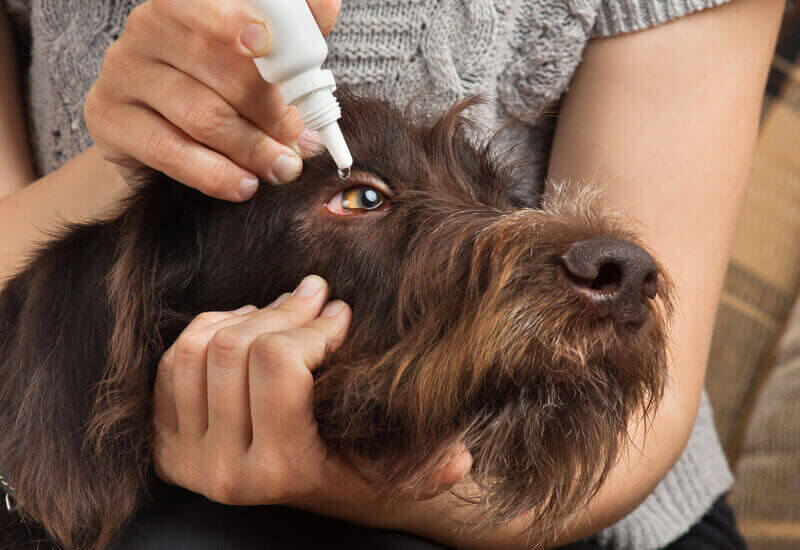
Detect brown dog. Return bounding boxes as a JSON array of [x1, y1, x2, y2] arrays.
[[0, 91, 671, 549]]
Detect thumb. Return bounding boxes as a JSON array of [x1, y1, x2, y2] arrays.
[[403, 442, 473, 501]]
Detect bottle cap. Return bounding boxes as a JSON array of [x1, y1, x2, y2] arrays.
[[283, 70, 353, 171]]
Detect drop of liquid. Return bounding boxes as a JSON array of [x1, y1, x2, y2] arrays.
[[338, 167, 351, 180]]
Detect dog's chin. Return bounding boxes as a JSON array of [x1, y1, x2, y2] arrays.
[[450, 338, 667, 536], [456, 379, 630, 537]]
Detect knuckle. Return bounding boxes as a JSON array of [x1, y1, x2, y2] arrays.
[[250, 461, 292, 503], [244, 133, 270, 167], [210, 327, 251, 360], [193, 310, 234, 326], [273, 105, 305, 141], [174, 331, 209, 362], [152, 456, 174, 484], [183, 33, 213, 64], [207, 463, 242, 504], [194, 311, 219, 324], [251, 333, 294, 368], [303, 327, 329, 357], [187, 99, 236, 141], [157, 349, 175, 371], [198, 157, 232, 197], [83, 93, 117, 137], [152, 440, 183, 485], [209, 0, 244, 29], [100, 40, 129, 74], [125, 3, 151, 33], [152, 437, 173, 470], [83, 87, 102, 127], [144, 129, 181, 165]]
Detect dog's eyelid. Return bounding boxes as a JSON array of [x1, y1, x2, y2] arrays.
[[348, 171, 394, 198]]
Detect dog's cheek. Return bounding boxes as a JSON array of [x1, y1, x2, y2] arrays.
[[312, 356, 456, 490]]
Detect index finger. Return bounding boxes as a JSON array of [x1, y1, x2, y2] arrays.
[[248, 300, 351, 447], [149, 0, 271, 56], [149, 0, 340, 56], [307, 0, 342, 37]]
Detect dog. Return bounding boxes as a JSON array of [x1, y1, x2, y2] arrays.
[[0, 91, 672, 549]]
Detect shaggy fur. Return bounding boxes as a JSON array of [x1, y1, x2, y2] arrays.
[[0, 91, 672, 549]]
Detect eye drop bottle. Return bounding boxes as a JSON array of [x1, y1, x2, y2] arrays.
[[244, 0, 353, 174]]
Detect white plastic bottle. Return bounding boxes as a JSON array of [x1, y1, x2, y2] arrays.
[[245, 0, 353, 175]]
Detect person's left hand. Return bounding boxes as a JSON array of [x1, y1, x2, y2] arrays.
[[152, 275, 472, 513]]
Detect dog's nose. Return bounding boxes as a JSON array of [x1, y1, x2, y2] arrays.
[[560, 237, 658, 327]]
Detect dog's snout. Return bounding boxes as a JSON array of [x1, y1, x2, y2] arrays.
[[560, 237, 658, 327]]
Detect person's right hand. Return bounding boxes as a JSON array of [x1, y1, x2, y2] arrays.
[[84, 0, 340, 201]]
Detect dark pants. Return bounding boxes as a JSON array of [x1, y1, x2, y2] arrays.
[[115, 481, 747, 549]]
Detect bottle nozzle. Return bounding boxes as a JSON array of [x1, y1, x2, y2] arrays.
[[317, 122, 353, 173], [279, 70, 353, 173]]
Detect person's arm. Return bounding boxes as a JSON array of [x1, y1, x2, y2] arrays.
[[332, 0, 783, 546], [0, 8, 123, 285], [0, 0, 339, 286], [546, 0, 784, 533], [0, 4, 35, 193], [0, 6, 132, 282]]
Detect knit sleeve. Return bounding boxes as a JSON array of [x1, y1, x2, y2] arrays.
[[592, 0, 734, 38], [594, 391, 734, 549]]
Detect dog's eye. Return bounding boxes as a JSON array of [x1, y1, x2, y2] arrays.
[[326, 186, 388, 215], [343, 187, 383, 210]]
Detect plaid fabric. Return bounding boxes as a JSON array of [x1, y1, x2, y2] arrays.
[[705, 3, 800, 549]]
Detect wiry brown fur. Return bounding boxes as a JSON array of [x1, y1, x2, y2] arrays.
[[0, 91, 671, 548]]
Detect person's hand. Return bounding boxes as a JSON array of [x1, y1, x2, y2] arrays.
[[84, 0, 340, 201], [152, 275, 472, 512]]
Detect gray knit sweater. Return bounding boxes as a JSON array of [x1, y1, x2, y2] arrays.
[[4, 0, 733, 548]]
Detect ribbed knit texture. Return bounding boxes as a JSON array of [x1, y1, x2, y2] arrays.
[[593, 0, 733, 37], [5, 0, 733, 547]]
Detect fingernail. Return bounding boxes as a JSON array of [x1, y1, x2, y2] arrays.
[[320, 300, 346, 318], [234, 305, 258, 314], [297, 129, 324, 157], [270, 154, 303, 184], [269, 293, 291, 308], [294, 275, 324, 298], [240, 22, 271, 56], [239, 175, 259, 200]]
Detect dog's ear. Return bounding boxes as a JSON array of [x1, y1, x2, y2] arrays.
[[0, 206, 164, 549]]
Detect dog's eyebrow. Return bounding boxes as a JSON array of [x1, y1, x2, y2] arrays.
[[349, 171, 394, 198]]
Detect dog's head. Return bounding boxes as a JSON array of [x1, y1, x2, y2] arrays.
[[187, 91, 672, 535]]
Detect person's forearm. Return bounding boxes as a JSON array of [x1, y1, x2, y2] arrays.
[[0, 146, 127, 284], [544, 0, 784, 539], [297, 485, 571, 550], [0, 5, 35, 192], [1, 5, 128, 285]]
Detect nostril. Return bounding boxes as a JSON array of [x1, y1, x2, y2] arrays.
[[559, 255, 623, 295], [591, 261, 623, 292], [561, 237, 658, 328], [642, 269, 659, 299]]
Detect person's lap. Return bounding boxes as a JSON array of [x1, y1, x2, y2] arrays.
[[115, 481, 745, 549], [115, 480, 441, 550]]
